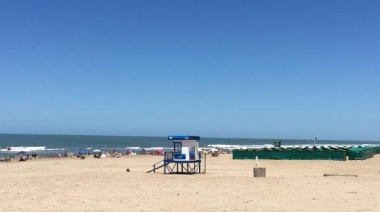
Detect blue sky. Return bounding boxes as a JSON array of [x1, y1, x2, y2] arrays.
[[1, 1, 379, 140]]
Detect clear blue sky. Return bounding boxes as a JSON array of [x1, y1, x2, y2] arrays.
[[1, 0, 379, 140]]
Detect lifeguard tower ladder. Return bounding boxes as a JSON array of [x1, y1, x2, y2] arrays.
[[147, 136, 201, 174]]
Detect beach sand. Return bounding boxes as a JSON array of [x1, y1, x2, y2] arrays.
[[1, 154, 379, 212]]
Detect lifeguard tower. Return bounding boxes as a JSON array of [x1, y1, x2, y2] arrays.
[[147, 135, 201, 174]]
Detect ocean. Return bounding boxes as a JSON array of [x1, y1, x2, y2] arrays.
[[1, 134, 379, 157]]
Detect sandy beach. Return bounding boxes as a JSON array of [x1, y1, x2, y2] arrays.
[[1, 154, 379, 212]]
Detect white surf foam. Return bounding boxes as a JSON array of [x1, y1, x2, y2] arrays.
[[1, 146, 46, 152]]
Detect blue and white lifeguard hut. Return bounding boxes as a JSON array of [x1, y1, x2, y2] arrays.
[[147, 135, 201, 174], [167, 135, 200, 161]]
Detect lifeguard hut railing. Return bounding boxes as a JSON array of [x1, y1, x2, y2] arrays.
[[163, 151, 201, 174]]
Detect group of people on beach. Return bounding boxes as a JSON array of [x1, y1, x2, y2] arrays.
[[140, 149, 164, 155], [56, 151, 68, 158], [29, 153, 39, 159]]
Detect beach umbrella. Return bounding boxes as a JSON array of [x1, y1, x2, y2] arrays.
[[211, 148, 218, 152], [17, 151, 27, 155], [93, 149, 101, 153], [78, 149, 87, 155]]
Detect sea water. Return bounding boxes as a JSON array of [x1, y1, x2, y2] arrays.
[[1, 134, 379, 157]]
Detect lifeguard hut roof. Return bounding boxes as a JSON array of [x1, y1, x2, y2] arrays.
[[168, 136, 200, 140]]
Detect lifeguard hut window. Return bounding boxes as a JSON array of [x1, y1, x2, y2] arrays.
[[174, 142, 182, 153]]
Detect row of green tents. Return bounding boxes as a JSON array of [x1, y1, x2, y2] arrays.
[[347, 146, 380, 160], [232, 146, 380, 161]]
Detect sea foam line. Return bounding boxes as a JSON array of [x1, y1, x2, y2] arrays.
[[1, 146, 46, 152]]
